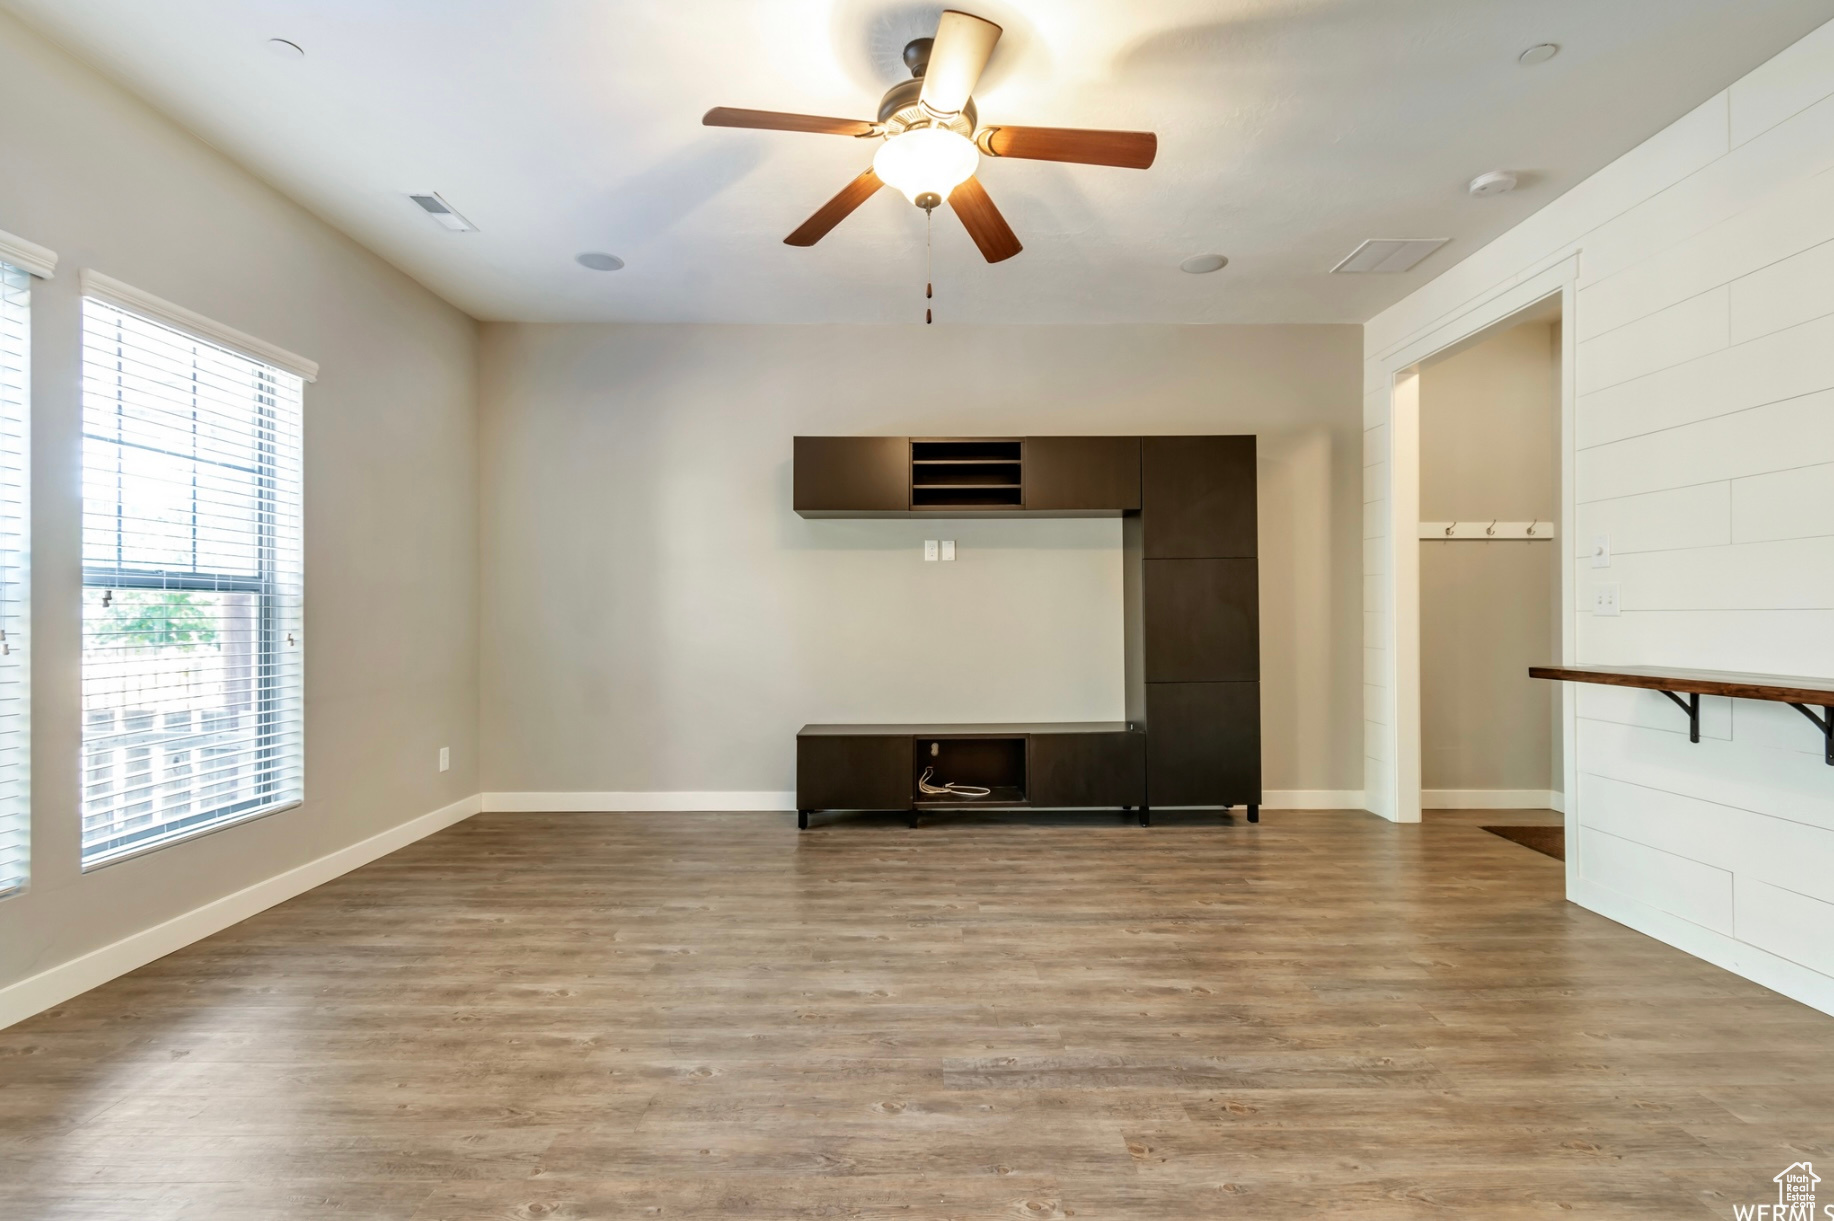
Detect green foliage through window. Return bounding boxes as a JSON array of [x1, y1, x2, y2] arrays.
[[103, 590, 218, 650]]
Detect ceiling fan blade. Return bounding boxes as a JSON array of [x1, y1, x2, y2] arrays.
[[919, 10, 1002, 116], [703, 107, 875, 137], [785, 168, 885, 247], [978, 125, 1157, 169], [947, 175, 1022, 263]]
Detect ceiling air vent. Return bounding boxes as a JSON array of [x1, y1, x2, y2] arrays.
[[408, 192, 477, 232], [1331, 238, 1448, 274]]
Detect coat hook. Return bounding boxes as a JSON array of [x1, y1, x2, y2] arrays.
[[1527, 519, 1539, 536], [1486, 519, 1497, 536], [1444, 522, 1455, 536]]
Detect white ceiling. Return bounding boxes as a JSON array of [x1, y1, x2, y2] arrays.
[[9, 0, 1834, 324]]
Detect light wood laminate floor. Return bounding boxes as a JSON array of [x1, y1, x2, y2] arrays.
[[4, 808, 1832, 1219]]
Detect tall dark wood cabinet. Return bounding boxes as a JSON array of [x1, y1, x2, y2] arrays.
[[1133, 437, 1261, 818], [791, 433, 1261, 826]]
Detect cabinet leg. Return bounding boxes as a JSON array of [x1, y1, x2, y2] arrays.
[[797, 810, 809, 831], [1139, 808, 1151, 827], [908, 813, 919, 829], [1247, 805, 1259, 824]]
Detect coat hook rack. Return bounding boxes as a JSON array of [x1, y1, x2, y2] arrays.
[[1417, 520, 1556, 540]]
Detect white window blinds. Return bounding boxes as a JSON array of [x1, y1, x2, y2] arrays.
[[80, 296, 304, 867], [0, 263, 30, 897]]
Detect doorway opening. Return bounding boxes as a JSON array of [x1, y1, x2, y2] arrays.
[[1415, 299, 1564, 830], [1367, 255, 1576, 851]]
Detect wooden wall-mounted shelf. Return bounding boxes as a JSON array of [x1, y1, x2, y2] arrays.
[[1530, 664, 1834, 763]]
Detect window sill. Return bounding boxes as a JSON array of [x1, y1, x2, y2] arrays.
[[80, 797, 304, 873]]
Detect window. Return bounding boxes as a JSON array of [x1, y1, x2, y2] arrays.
[[0, 262, 29, 896], [80, 294, 303, 867]]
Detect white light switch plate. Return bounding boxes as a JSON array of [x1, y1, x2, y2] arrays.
[[924, 540, 938, 561], [940, 540, 956, 561], [439, 746, 450, 772], [1593, 583, 1620, 616], [1591, 534, 1611, 568]]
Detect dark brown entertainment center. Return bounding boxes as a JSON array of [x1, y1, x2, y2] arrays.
[[793, 435, 1260, 828]]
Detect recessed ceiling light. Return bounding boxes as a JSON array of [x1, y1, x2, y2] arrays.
[[1179, 253, 1229, 275], [1518, 43, 1559, 65], [266, 38, 305, 59], [576, 252, 625, 271], [1331, 238, 1449, 274], [407, 193, 477, 232], [1467, 170, 1518, 197]]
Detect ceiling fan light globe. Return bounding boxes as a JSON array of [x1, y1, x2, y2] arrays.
[[872, 127, 979, 206]]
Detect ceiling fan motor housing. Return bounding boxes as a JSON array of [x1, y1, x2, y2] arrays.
[[877, 76, 977, 136], [903, 36, 933, 77]]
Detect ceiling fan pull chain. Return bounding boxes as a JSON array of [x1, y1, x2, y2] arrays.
[[925, 206, 934, 325]]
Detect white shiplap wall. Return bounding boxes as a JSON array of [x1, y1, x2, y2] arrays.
[[1365, 18, 1834, 1014]]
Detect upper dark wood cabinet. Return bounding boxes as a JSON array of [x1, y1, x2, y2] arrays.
[[1142, 436, 1257, 558], [1024, 436, 1141, 512], [794, 436, 908, 515]]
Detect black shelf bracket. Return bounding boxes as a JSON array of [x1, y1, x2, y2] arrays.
[[1660, 689, 1701, 743], [1789, 703, 1834, 765]]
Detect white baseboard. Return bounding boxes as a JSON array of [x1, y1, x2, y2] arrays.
[[1262, 790, 1369, 811], [1424, 788, 1565, 812], [482, 791, 796, 812], [1570, 878, 1834, 1018], [482, 790, 1370, 814], [0, 792, 483, 1031]]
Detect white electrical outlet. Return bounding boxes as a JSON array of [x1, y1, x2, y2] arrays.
[[439, 746, 450, 772], [940, 540, 956, 561], [924, 540, 938, 561], [1593, 583, 1620, 617], [1591, 534, 1611, 568]]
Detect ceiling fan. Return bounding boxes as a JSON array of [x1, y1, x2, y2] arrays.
[[704, 9, 1156, 263]]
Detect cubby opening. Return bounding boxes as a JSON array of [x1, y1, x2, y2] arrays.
[[910, 462, 1020, 488], [911, 439, 1021, 463], [910, 439, 1023, 509], [913, 736, 1027, 807], [910, 486, 1023, 509]]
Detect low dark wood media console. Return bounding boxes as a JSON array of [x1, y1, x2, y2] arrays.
[[794, 435, 1262, 828], [797, 723, 1147, 828]]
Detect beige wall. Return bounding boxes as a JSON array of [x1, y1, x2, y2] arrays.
[[1418, 321, 1561, 794], [479, 323, 1364, 800], [0, 14, 479, 994]]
